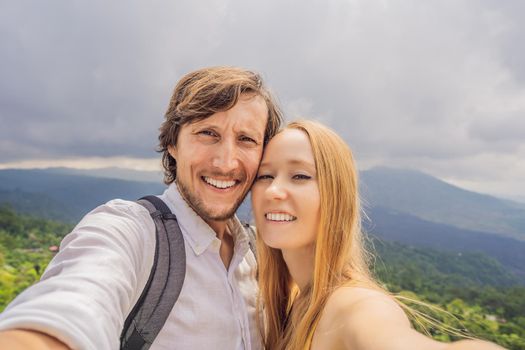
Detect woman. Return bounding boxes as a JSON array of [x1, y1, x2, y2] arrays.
[[251, 120, 504, 350]]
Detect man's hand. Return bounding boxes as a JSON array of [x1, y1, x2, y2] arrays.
[[0, 329, 70, 350]]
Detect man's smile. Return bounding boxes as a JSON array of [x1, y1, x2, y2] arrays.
[[202, 176, 239, 190]]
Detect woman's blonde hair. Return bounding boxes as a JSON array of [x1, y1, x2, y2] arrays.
[[256, 119, 381, 350]]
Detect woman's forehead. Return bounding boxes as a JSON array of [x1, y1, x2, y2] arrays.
[[260, 129, 315, 167]]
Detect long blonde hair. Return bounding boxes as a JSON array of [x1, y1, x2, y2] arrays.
[[256, 120, 381, 350]]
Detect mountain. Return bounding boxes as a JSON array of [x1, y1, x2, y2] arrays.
[[359, 167, 525, 282], [360, 167, 525, 241], [45, 167, 164, 183], [0, 169, 166, 222], [507, 195, 525, 204], [365, 207, 525, 282]]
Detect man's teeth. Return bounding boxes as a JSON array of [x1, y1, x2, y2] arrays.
[[204, 177, 236, 189], [265, 213, 297, 222]]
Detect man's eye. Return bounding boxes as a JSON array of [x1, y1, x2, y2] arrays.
[[293, 174, 311, 180], [199, 130, 217, 137], [239, 135, 257, 144]]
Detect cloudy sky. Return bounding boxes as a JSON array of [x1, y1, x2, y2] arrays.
[[1, 0, 524, 199]]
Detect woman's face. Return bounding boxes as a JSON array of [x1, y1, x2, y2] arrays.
[[251, 128, 320, 251]]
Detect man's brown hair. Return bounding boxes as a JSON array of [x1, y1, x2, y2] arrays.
[[158, 66, 283, 184]]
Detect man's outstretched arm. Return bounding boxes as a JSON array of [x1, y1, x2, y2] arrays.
[[0, 200, 156, 349], [0, 329, 70, 350]]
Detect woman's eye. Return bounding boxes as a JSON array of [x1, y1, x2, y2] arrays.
[[256, 174, 273, 181], [293, 174, 311, 180]]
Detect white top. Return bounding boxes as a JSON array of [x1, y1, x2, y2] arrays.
[[0, 184, 261, 350]]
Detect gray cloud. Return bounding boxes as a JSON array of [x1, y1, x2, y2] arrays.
[[469, 112, 525, 144], [1, 0, 525, 197]]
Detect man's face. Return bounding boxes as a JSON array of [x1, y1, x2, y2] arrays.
[[168, 94, 268, 227]]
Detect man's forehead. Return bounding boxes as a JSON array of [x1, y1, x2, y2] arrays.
[[192, 115, 264, 131], [190, 104, 267, 136]]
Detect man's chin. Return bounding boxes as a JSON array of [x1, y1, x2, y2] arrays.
[[177, 180, 247, 222], [198, 206, 238, 222]]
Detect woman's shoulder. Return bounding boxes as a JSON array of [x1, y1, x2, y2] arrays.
[[324, 285, 403, 318], [315, 286, 411, 345]]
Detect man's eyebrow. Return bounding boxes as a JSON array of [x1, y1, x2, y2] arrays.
[[190, 121, 216, 129], [190, 124, 262, 139], [190, 123, 222, 135]]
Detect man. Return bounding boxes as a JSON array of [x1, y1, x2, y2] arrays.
[[0, 66, 283, 349]]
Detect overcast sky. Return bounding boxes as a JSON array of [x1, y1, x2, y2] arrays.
[[1, 0, 524, 199]]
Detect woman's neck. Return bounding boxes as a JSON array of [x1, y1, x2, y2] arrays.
[[282, 245, 315, 291]]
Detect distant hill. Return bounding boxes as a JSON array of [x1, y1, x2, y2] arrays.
[[360, 167, 525, 241], [0, 189, 77, 222], [0, 169, 166, 222], [371, 238, 520, 288], [510, 195, 525, 204], [365, 207, 525, 282], [45, 167, 164, 183]]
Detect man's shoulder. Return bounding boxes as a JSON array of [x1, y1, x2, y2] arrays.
[[71, 198, 157, 244], [84, 198, 152, 221]]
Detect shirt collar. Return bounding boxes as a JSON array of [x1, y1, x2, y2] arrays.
[[228, 215, 249, 258], [160, 183, 249, 257]]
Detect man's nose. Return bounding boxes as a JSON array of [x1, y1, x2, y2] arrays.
[[212, 139, 240, 173]]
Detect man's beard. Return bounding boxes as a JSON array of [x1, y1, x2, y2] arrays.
[[176, 180, 248, 222]]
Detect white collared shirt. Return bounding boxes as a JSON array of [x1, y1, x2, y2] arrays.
[[0, 184, 261, 350]]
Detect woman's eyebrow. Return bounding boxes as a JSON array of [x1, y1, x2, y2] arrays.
[[259, 158, 315, 169], [288, 159, 315, 167]]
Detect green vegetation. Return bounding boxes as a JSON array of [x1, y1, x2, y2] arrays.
[[0, 205, 71, 311], [371, 238, 525, 349], [0, 207, 523, 348]]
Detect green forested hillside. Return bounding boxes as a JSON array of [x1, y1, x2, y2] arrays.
[[371, 238, 525, 349], [0, 205, 71, 310], [0, 207, 523, 348]]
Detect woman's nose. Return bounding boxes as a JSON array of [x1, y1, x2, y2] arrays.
[[265, 179, 287, 200]]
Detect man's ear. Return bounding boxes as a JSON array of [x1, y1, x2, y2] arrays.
[[167, 145, 177, 159]]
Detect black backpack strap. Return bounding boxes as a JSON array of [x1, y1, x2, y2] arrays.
[[243, 222, 257, 263], [120, 196, 186, 350]]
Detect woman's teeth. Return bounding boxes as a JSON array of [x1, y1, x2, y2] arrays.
[[265, 213, 297, 222]]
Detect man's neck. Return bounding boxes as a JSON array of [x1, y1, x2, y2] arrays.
[[207, 220, 228, 240], [206, 220, 235, 270]]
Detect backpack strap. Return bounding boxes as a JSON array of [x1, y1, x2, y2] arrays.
[[120, 196, 186, 350]]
